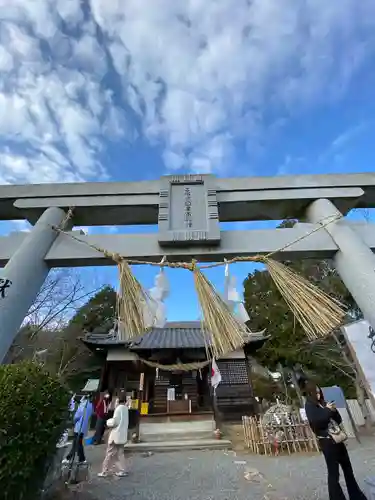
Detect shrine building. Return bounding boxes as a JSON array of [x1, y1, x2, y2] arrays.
[[82, 321, 267, 422]]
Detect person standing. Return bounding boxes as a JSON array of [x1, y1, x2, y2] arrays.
[[304, 382, 367, 500], [93, 393, 110, 445], [98, 394, 129, 478], [63, 394, 94, 465], [57, 395, 77, 449]]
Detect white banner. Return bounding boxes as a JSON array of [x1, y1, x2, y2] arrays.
[[167, 388, 175, 401], [211, 358, 222, 389]]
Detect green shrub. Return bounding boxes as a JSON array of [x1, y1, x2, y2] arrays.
[[0, 362, 70, 500]]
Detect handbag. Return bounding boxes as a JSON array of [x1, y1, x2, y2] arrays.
[[62, 461, 90, 484], [106, 417, 116, 428], [328, 419, 347, 444]]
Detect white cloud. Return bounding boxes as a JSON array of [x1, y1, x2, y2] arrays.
[[330, 123, 369, 151], [89, 0, 375, 174], [313, 122, 372, 172], [72, 31, 108, 78], [0, 1, 128, 185], [0, 45, 13, 71], [10, 220, 31, 233], [162, 150, 185, 171], [0, 0, 375, 183], [73, 226, 89, 235], [0, 219, 32, 236], [277, 120, 372, 176]]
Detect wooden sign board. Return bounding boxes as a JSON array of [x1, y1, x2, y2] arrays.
[[139, 372, 145, 391]]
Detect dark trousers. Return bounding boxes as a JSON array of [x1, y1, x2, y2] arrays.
[[93, 417, 106, 444], [320, 439, 367, 500], [66, 432, 85, 463]]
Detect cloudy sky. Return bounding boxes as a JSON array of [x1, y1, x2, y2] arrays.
[[1, 0, 375, 319]]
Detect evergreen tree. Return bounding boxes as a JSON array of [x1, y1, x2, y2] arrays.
[[70, 285, 117, 332], [243, 221, 361, 396]]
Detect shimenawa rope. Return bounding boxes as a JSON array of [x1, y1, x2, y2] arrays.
[[50, 209, 346, 368]]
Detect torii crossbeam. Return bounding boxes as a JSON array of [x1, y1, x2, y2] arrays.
[[1, 172, 375, 363]]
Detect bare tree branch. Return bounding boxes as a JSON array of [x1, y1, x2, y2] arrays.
[[311, 351, 356, 382], [297, 332, 358, 382], [23, 269, 100, 335], [6, 269, 99, 371]]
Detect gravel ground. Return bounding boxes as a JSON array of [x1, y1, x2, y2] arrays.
[[76, 439, 375, 500]]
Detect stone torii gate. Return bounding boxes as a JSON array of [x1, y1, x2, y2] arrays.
[[1, 172, 375, 364]]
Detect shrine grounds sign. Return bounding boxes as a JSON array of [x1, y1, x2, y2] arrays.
[[158, 174, 220, 246]]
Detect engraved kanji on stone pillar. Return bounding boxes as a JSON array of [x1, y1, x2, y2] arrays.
[[158, 174, 220, 246]]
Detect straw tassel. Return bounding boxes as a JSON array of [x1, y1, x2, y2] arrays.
[[117, 261, 153, 341], [264, 258, 346, 340], [192, 265, 248, 359]]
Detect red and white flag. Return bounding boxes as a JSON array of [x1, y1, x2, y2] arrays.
[[211, 358, 222, 389]]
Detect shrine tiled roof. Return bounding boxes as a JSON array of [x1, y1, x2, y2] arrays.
[[130, 322, 209, 349], [82, 321, 267, 350]]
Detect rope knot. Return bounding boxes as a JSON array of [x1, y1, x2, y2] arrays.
[[108, 252, 122, 264]]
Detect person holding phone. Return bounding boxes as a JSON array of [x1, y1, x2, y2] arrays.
[[304, 381, 367, 500]]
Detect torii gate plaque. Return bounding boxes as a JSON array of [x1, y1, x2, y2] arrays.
[[158, 174, 220, 246]]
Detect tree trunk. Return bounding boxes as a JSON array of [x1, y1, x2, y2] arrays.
[[290, 369, 304, 407], [355, 378, 372, 430], [277, 363, 290, 404]]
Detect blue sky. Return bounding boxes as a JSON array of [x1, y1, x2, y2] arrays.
[[1, 0, 375, 320]]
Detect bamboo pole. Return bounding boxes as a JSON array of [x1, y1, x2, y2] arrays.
[[243, 413, 319, 456]]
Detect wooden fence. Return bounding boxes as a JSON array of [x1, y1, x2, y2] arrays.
[[242, 415, 319, 456]]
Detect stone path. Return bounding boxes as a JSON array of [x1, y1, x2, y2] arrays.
[[77, 439, 375, 500]]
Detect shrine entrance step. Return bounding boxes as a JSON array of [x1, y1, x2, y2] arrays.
[[139, 418, 216, 443], [141, 411, 213, 423], [126, 438, 232, 453]]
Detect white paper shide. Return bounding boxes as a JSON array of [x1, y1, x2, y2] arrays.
[[224, 262, 250, 324], [143, 265, 170, 329]]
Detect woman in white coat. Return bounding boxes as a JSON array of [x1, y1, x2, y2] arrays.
[[98, 394, 129, 477]]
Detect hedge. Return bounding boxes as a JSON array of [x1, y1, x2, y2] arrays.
[[0, 362, 70, 500]]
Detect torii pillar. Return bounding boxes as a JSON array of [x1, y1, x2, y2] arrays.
[[306, 198, 375, 329], [0, 207, 67, 363]]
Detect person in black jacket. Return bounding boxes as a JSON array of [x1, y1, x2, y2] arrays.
[[304, 382, 367, 500]]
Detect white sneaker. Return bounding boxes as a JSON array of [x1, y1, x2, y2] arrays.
[[61, 459, 69, 465], [115, 471, 128, 477], [98, 472, 108, 478]]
